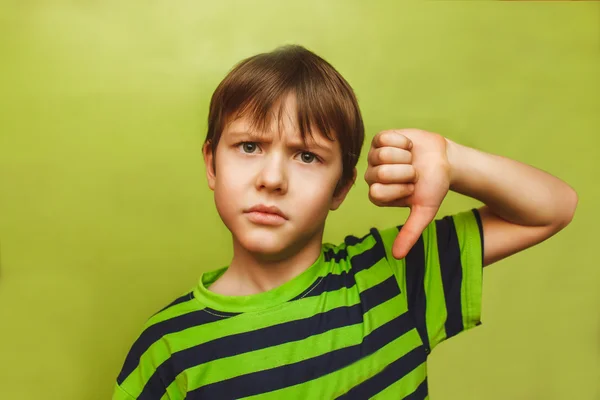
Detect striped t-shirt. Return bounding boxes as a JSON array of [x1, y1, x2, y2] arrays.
[[113, 209, 484, 399]]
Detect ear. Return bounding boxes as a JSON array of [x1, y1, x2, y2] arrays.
[[203, 141, 216, 191], [330, 167, 357, 211]]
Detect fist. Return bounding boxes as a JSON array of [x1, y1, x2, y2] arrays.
[[364, 129, 451, 259], [364, 130, 417, 207]]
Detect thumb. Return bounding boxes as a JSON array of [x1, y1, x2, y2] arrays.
[[392, 205, 438, 259]]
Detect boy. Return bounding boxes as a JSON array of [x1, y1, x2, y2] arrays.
[[112, 45, 577, 399]]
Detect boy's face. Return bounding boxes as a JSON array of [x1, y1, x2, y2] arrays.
[[203, 94, 355, 259]]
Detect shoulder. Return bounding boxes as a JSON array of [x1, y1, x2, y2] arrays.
[[327, 209, 483, 278], [374, 208, 483, 259], [145, 290, 201, 330], [116, 289, 206, 386], [323, 229, 386, 269], [139, 288, 229, 349]]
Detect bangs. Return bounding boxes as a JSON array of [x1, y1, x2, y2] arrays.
[[230, 86, 338, 146], [210, 46, 358, 146]]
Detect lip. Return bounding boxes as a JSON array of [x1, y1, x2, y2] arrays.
[[245, 204, 287, 219], [244, 204, 288, 226]]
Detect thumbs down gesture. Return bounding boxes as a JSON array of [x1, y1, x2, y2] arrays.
[[364, 129, 452, 259]]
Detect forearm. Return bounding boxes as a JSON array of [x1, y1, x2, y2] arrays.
[[445, 138, 578, 227]]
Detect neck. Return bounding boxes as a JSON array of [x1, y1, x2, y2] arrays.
[[214, 231, 324, 296]]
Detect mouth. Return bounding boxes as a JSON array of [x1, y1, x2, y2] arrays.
[[244, 204, 288, 226]]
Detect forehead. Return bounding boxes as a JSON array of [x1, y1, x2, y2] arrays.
[[224, 108, 337, 150]]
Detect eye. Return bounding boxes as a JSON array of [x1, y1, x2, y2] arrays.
[[239, 142, 259, 154], [299, 152, 318, 164]]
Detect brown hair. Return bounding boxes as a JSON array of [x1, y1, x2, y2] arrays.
[[204, 45, 364, 195]]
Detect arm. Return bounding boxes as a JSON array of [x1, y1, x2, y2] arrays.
[[446, 138, 578, 267], [364, 129, 578, 264]]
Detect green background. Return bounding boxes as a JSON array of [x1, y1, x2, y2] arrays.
[[0, 1, 598, 399]]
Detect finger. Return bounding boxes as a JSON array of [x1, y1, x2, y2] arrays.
[[372, 130, 413, 150], [392, 205, 439, 259], [368, 183, 415, 206], [364, 164, 417, 185], [367, 146, 412, 166]]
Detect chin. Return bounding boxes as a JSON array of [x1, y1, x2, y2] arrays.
[[239, 229, 291, 256]]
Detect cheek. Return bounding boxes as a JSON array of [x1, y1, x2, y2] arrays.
[[212, 163, 246, 216], [214, 178, 246, 221], [214, 154, 247, 192], [292, 173, 337, 208]]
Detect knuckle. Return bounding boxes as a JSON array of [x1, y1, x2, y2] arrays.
[[378, 131, 392, 146], [411, 166, 418, 180], [368, 186, 379, 204], [369, 184, 388, 205], [369, 183, 382, 198], [376, 166, 388, 181], [379, 147, 391, 162], [373, 132, 383, 145], [368, 149, 377, 165]]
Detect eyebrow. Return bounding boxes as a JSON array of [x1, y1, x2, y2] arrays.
[[226, 130, 333, 153]]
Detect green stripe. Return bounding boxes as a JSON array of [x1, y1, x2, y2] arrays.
[[112, 384, 134, 400], [373, 226, 408, 294], [121, 334, 174, 396], [182, 270, 396, 390], [123, 268, 380, 394], [344, 235, 376, 257], [163, 378, 184, 400], [187, 318, 363, 390], [453, 210, 483, 330], [241, 324, 423, 400], [371, 362, 427, 399], [145, 295, 199, 327], [423, 221, 448, 349], [120, 222, 477, 398]]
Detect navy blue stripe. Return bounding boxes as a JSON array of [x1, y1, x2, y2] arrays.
[[116, 307, 239, 385], [324, 228, 386, 265], [344, 231, 372, 246], [403, 377, 428, 399], [360, 276, 399, 313], [293, 229, 387, 301], [323, 230, 371, 264], [404, 229, 430, 354], [187, 311, 414, 399], [289, 278, 323, 301], [155, 292, 193, 315], [290, 269, 356, 301], [472, 208, 485, 267], [139, 276, 401, 399], [436, 216, 464, 339], [349, 228, 387, 273], [155, 293, 191, 315], [325, 247, 347, 263], [335, 345, 427, 399]]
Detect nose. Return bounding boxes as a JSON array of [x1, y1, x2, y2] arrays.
[[255, 152, 288, 194]]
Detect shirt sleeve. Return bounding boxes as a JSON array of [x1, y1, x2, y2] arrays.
[[376, 208, 484, 354], [112, 384, 136, 400]]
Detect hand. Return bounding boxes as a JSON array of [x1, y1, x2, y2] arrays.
[[364, 129, 451, 259]]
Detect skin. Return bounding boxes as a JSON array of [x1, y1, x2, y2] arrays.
[[203, 98, 578, 295], [364, 128, 578, 264], [203, 93, 356, 296]]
